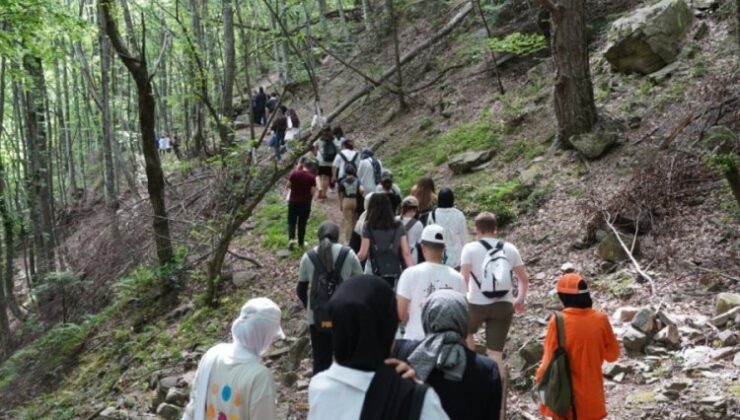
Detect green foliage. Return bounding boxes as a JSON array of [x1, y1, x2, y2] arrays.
[[488, 32, 546, 56], [418, 116, 434, 131], [456, 179, 532, 226], [253, 192, 323, 257]]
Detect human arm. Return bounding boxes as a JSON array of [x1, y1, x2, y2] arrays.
[[399, 235, 414, 268], [512, 265, 529, 313], [297, 282, 308, 308], [249, 369, 278, 420], [397, 295, 411, 323], [347, 250, 364, 276], [535, 317, 558, 382], [384, 358, 418, 381], [357, 237, 370, 262], [297, 255, 310, 308], [461, 264, 472, 288], [603, 315, 621, 362]]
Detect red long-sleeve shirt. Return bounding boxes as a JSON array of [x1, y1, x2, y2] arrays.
[[535, 308, 620, 420]]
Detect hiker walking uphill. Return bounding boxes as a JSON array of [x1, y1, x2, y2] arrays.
[[426, 188, 469, 269], [376, 170, 402, 214], [183, 298, 285, 420], [357, 193, 414, 288], [338, 165, 363, 241], [314, 127, 338, 200], [460, 212, 529, 418], [254, 87, 267, 125], [269, 107, 288, 161], [287, 157, 317, 249], [297, 222, 363, 375], [332, 140, 360, 186], [411, 176, 438, 225], [394, 290, 503, 420], [396, 225, 466, 341], [308, 275, 450, 420], [358, 148, 383, 197], [398, 196, 424, 263], [535, 274, 620, 420]]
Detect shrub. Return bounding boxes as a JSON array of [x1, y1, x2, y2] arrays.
[[488, 32, 547, 56]]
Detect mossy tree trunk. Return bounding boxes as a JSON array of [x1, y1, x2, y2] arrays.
[[540, 0, 597, 146]]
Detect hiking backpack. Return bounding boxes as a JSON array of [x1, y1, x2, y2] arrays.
[[368, 228, 403, 289], [342, 177, 360, 198], [370, 158, 382, 185], [339, 152, 359, 178], [536, 312, 575, 418], [322, 140, 337, 163], [306, 247, 350, 331], [471, 240, 513, 298]]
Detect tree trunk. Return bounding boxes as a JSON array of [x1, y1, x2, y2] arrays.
[[61, 49, 79, 197], [101, 0, 175, 267], [317, 0, 331, 37], [473, 0, 505, 94], [98, 6, 121, 241], [337, 0, 352, 45], [386, 0, 407, 111], [360, 0, 374, 32], [235, 0, 256, 141], [189, 0, 207, 157], [543, 0, 597, 145], [23, 54, 56, 281], [219, 0, 236, 148]]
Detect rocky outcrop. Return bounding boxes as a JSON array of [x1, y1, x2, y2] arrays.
[[448, 150, 494, 174], [597, 232, 640, 263], [604, 0, 693, 74]]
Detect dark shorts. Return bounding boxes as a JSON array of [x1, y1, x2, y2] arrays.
[[468, 301, 514, 352], [318, 166, 332, 177]]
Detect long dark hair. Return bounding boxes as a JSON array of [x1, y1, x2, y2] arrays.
[[558, 280, 593, 309], [365, 193, 398, 231], [414, 175, 436, 211]]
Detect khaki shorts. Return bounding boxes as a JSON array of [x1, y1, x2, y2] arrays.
[[468, 301, 514, 352]]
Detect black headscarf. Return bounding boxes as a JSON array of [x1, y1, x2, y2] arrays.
[[437, 187, 454, 208], [329, 275, 428, 420]]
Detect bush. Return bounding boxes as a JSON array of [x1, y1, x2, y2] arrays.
[[488, 32, 547, 56]]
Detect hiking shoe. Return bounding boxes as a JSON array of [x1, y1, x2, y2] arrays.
[[288, 240, 297, 250]]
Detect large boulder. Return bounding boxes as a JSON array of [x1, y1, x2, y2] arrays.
[[715, 293, 740, 316], [569, 130, 619, 160], [604, 0, 694, 74], [623, 326, 650, 352], [598, 232, 640, 263], [448, 150, 494, 174]]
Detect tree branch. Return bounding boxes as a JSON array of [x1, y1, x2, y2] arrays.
[[603, 211, 656, 296], [148, 32, 171, 81], [100, 0, 141, 74]]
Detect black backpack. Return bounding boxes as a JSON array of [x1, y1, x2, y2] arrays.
[[307, 247, 350, 331], [370, 158, 382, 185], [340, 152, 359, 178], [368, 227, 403, 289], [322, 140, 337, 163]]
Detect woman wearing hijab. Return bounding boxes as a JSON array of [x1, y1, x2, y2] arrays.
[[535, 274, 620, 420], [426, 188, 469, 269], [394, 290, 502, 420], [308, 275, 450, 420], [182, 298, 285, 420], [298, 222, 363, 375]]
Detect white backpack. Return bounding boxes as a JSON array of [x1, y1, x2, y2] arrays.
[[472, 240, 513, 298]]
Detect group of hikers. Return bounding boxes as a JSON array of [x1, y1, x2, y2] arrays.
[[156, 133, 180, 157], [182, 126, 621, 420]]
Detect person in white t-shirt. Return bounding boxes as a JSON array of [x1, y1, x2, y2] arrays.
[[460, 212, 529, 419], [426, 187, 469, 269], [332, 140, 360, 183], [397, 225, 466, 341], [397, 196, 423, 263]]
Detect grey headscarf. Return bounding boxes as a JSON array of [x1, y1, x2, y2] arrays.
[[317, 221, 340, 271], [407, 290, 468, 382]]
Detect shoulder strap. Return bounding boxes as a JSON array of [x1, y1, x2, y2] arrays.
[[479, 239, 494, 251], [340, 152, 350, 164], [554, 312, 566, 349], [404, 218, 418, 233], [429, 209, 436, 224], [495, 240, 505, 252], [307, 250, 328, 277], [334, 247, 350, 273], [409, 384, 429, 420]]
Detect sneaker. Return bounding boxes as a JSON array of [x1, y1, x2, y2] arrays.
[[288, 240, 297, 250]]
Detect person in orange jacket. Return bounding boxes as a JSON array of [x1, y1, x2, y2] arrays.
[[535, 273, 620, 420]]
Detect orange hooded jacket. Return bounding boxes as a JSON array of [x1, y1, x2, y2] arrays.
[[535, 308, 620, 420]]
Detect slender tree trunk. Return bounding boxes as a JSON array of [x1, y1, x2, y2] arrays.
[[386, 0, 407, 111], [189, 0, 207, 157], [235, 0, 256, 141], [61, 49, 78, 197], [0, 60, 15, 354], [337, 0, 352, 45], [473, 0, 505, 94], [317, 0, 331, 37], [541, 0, 597, 145], [360, 0, 374, 32], [98, 6, 121, 241], [219, 0, 236, 148], [101, 0, 175, 266]]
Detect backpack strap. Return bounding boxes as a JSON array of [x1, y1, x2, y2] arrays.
[[404, 218, 418, 234], [429, 209, 437, 225], [408, 384, 429, 420], [306, 250, 327, 275], [479, 239, 494, 251], [334, 247, 350, 274], [554, 312, 566, 350], [495, 240, 505, 253]]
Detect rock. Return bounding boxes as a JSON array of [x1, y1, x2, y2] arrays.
[[232, 270, 257, 288], [655, 325, 680, 347], [631, 308, 656, 334], [690, 0, 719, 10], [648, 61, 682, 84], [623, 326, 650, 352], [614, 306, 641, 323], [518, 340, 544, 367], [603, 362, 631, 379], [568, 129, 619, 160], [560, 262, 576, 274], [666, 379, 692, 391], [612, 372, 625, 383], [99, 407, 128, 420], [266, 346, 291, 359], [694, 21, 709, 40], [598, 232, 640, 263], [734, 352, 740, 367], [711, 347, 737, 360], [289, 336, 311, 370], [518, 165, 541, 189], [645, 345, 669, 356], [715, 293, 740, 316], [534, 272, 546, 281], [276, 249, 292, 259], [604, 0, 694, 75], [527, 59, 554, 82], [717, 330, 738, 347], [165, 386, 189, 407], [156, 403, 182, 420], [682, 346, 713, 369], [166, 301, 194, 320], [282, 371, 299, 387], [710, 306, 740, 327], [448, 150, 494, 175], [153, 376, 179, 410], [657, 310, 678, 327]]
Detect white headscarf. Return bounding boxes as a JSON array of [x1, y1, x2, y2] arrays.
[[183, 298, 285, 420]]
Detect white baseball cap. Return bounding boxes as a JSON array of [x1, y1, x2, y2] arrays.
[[421, 224, 446, 245]]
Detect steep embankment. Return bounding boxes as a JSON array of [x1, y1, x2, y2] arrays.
[[2, 1, 738, 419]]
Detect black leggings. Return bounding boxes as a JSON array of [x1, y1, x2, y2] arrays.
[[310, 325, 333, 375], [288, 201, 312, 246]]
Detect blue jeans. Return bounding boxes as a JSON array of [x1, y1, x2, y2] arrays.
[[270, 130, 285, 161]]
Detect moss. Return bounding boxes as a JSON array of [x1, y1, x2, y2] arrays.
[[456, 179, 532, 227], [627, 391, 656, 404], [252, 192, 324, 257]]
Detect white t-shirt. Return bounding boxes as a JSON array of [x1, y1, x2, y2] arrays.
[[311, 114, 327, 130], [396, 262, 466, 340], [460, 238, 524, 305], [314, 139, 340, 166], [357, 158, 380, 195], [398, 216, 423, 263], [332, 150, 359, 179], [159, 137, 171, 150], [427, 208, 470, 269]]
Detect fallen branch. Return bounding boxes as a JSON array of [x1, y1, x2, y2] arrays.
[[603, 211, 656, 296], [227, 250, 263, 267], [681, 261, 740, 283], [515, 408, 541, 420]]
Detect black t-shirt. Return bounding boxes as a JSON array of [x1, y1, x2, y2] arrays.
[[393, 340, 502, 420]]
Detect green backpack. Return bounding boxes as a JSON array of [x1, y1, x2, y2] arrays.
[[536, 312, 575, 418]]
